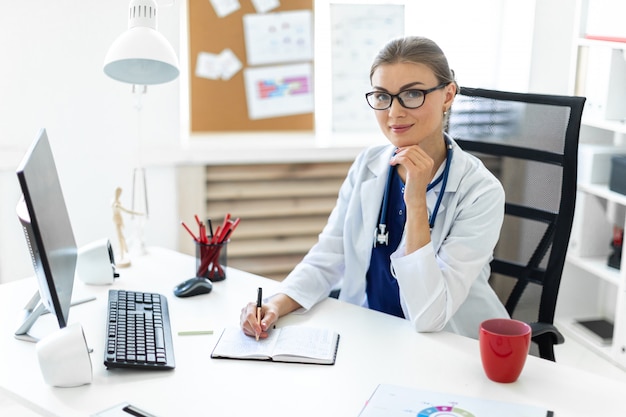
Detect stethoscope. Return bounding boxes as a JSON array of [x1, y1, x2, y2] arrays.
[[374, 137, 453, 247]]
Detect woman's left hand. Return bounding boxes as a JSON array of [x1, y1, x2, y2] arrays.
[[391, 145, 434, 206], [391, 145, 435, 252]]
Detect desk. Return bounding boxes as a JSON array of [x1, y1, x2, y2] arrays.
[[0, 247, 624, 416]]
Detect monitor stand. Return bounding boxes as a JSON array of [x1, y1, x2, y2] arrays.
[[15, 291, 96, 343]]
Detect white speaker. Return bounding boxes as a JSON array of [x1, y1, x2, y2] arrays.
[[36, 323, 92, 387], [77, 238, 118, 285]]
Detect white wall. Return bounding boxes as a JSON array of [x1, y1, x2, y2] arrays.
[[403, 0, 535, 92], [0, 1, 181, 282], [529, 0, 578, 94], [0, 0, 578, 283]]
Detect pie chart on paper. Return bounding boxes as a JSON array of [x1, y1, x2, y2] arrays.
[[417, 405, 476, 417]]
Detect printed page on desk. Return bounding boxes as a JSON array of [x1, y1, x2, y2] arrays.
[[359, 384, 553, 417], [211, 326, 339, 365]]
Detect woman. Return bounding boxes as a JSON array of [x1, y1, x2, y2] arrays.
[[240, 36, 508, 340]]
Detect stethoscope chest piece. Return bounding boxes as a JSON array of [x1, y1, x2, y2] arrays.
[[374, 224, 389, 247]]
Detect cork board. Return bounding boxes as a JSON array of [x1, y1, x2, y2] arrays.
[[188, 0, 314, 132]]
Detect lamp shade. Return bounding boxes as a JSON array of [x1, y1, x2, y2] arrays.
[[103, 0, 179, 85]]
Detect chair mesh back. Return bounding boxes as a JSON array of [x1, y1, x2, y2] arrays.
[[448, 87, 585, 326]]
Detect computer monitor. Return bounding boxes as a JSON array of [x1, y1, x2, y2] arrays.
[[14, 128, 78, 342]]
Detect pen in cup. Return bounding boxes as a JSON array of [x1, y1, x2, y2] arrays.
[[256, 287, 262, 341]]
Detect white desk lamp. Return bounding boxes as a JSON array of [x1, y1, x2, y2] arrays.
[[103, 0, 179, 258], [104, 0, 179, 85]]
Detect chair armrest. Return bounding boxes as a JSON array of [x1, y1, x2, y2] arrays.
[[530, 322, 565, 345]]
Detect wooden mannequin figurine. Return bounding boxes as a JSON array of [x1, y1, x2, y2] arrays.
[[111, 186, 143, 267]]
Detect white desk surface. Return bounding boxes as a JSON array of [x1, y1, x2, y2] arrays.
[[0, 247, 624, 416]]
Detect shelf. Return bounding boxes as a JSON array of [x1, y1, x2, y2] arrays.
[[556, 318, 620, 367], [559, 0, 626, 373], [582, 117, 626, 134], [566, 254, 621, 286], [578, 182, 626, 205], [577, 37, 626, 50]]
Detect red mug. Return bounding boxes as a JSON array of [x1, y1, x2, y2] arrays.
[[479, 318, 531, 383]]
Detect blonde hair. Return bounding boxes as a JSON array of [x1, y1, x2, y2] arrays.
[[370, 36, 458, 91]]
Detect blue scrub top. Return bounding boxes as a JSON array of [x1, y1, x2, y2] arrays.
[[366, 166, 405, 318]]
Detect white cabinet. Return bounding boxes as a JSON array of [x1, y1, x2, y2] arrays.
[[556, 0, 626, 368], [559, 181, 626, 366]]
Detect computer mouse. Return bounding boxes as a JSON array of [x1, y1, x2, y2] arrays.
[[173, 277, 213, 298]]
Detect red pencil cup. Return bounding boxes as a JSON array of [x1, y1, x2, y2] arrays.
[[195, 239, 228, 282]]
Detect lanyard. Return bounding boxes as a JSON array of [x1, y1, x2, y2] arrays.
[[374, 138, 453, 247]]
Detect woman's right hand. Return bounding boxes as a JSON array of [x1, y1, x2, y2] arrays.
[[240, 301, 280, 339], [239, 293, 301, 339]]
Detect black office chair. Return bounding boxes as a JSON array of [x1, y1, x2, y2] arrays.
[[448, 87, 585, 361]]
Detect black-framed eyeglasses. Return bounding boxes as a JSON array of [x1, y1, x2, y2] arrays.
[[365, 82, 449, 110]]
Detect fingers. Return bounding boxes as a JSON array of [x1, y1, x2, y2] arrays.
[[392, 146, 433, 191], [392, 146, 433, 172], [240, 302, 259, 337], [240, 302, 278, 339]]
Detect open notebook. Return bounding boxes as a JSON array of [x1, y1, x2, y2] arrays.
[[211, 325, 340, 365]]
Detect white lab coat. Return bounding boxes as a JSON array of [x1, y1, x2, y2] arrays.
[[277, 135, 509, 339]]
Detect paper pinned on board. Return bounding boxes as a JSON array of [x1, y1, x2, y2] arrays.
[[243, 63, 313, 120], [243, 10, 313, 66], [251, 0, 280, 14], [209, 0, 241, 18], [195, 49, 243, 81]]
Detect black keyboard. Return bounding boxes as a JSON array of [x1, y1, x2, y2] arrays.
[[104, 289, 175, 370]]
